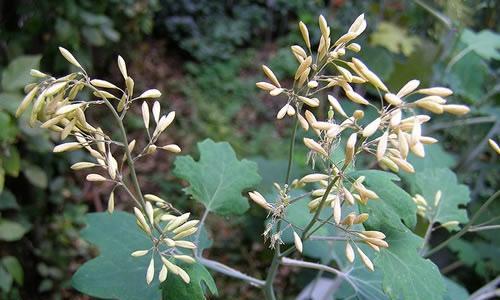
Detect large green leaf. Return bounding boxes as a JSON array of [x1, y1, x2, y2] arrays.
[[161, 262, 217, 300], [448, 239, 486, 277], [350, 170, 416, 230], [374, 226, 445, 300], [445, 51, 488, 102], [72, 212, 217, 300], [443, 277, 468, 300], [174, 139, 261, 215], [414, 168, 470, 230], [334, 242, 388, 300], [1, 55, 41, 92]]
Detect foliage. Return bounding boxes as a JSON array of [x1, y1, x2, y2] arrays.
[[173, 139, 261, 215], [0, 0, 159, 71], [72, 212, 217, 300], [156, 0, 321, 61], [0, 55, 88, 299]]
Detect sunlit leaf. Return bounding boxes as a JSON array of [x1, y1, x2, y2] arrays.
[[174, 139, 261, 215]]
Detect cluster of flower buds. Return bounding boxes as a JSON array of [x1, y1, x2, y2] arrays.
[[252, 14, 471, 272], [132, 204, 199, 284], [344, 230, 388, 271], [16, 47, 199, 285], [412, 191, 459, 230]]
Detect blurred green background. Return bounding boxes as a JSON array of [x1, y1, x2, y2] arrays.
[[0, 0, 499, 299]]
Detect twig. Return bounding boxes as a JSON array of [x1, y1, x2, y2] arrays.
[[197, 256, 265, 287], [468, 224, 500, 232], [281, 257, 344, 277]]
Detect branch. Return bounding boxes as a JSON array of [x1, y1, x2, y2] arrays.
[[281, 257, 344, 277], [197, 256, 265, 287]]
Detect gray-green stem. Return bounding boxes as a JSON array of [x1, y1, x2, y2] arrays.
[[264, 116, 299, 300]]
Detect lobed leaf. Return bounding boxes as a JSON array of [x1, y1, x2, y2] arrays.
[[72, 212, 217, 300], [173, 139, 261, 215]]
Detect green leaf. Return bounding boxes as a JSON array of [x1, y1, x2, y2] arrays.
[[174, 139, 261, 215], [72, 212, 217, 300], [407, 144, 456, 172], [72, 212, 163, 300], [0, 111, 17, 143], [251, 157, 305, 195], [1, 256, 23, 285], [22, 164, 48, 189], [414, 168, 470, 230], [460, 29, 500, 61], [3, 146, 21, 177], [374, 226, 445, 300], [338, 263, 388, 300], [350, 170, 416, 230], [0, 92, 23, 115], [445, 51, 488, 102], [335, 242, 388, 300], [448, 239, 486, 277], [0, 219, 29, 241], [161, 262, 218, 300], [443, 277, 468, 300], [0, 190, 20, 210], [0, 265, 13, 292], [1, 55, 41, 92], [370, 22, 421, 56], [400, 144, 456, 193]]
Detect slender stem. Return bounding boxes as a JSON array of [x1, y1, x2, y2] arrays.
[[420, 220, 435, 255], [424, 190, 500, 257], [194, 209, 210, 256], [197, 257, 265, 287], [281, 257, 344, 277], [468, 224, 500, 232], [86, 83, 147, 213], [264, 240, 280, 300], [301, 175, 340, 239], [285, 118, 299, 185], [264, 116, 299, 300]]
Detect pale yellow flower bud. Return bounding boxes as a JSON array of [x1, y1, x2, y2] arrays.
[[293, 231, 303, 253], [262, 65, 281, 88], [138, 89, 162, 99], [86, 174, 107, 182], [362, 118, 381, 137]]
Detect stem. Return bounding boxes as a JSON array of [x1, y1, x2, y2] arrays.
[[424, 190, 500, 257], [285, 118, 299, 185], [264, 116, 299, 300], [194, 209, 210, 256], [86, 83, 147, 213], [281, 257, 344, 277], [420, 220, 434, 255], [468, 224, 500, 232], [197, 257, 265, 287], [301, 175, 340, 239]]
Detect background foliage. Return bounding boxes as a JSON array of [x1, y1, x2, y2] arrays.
[[0, 0, 499, 299]]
